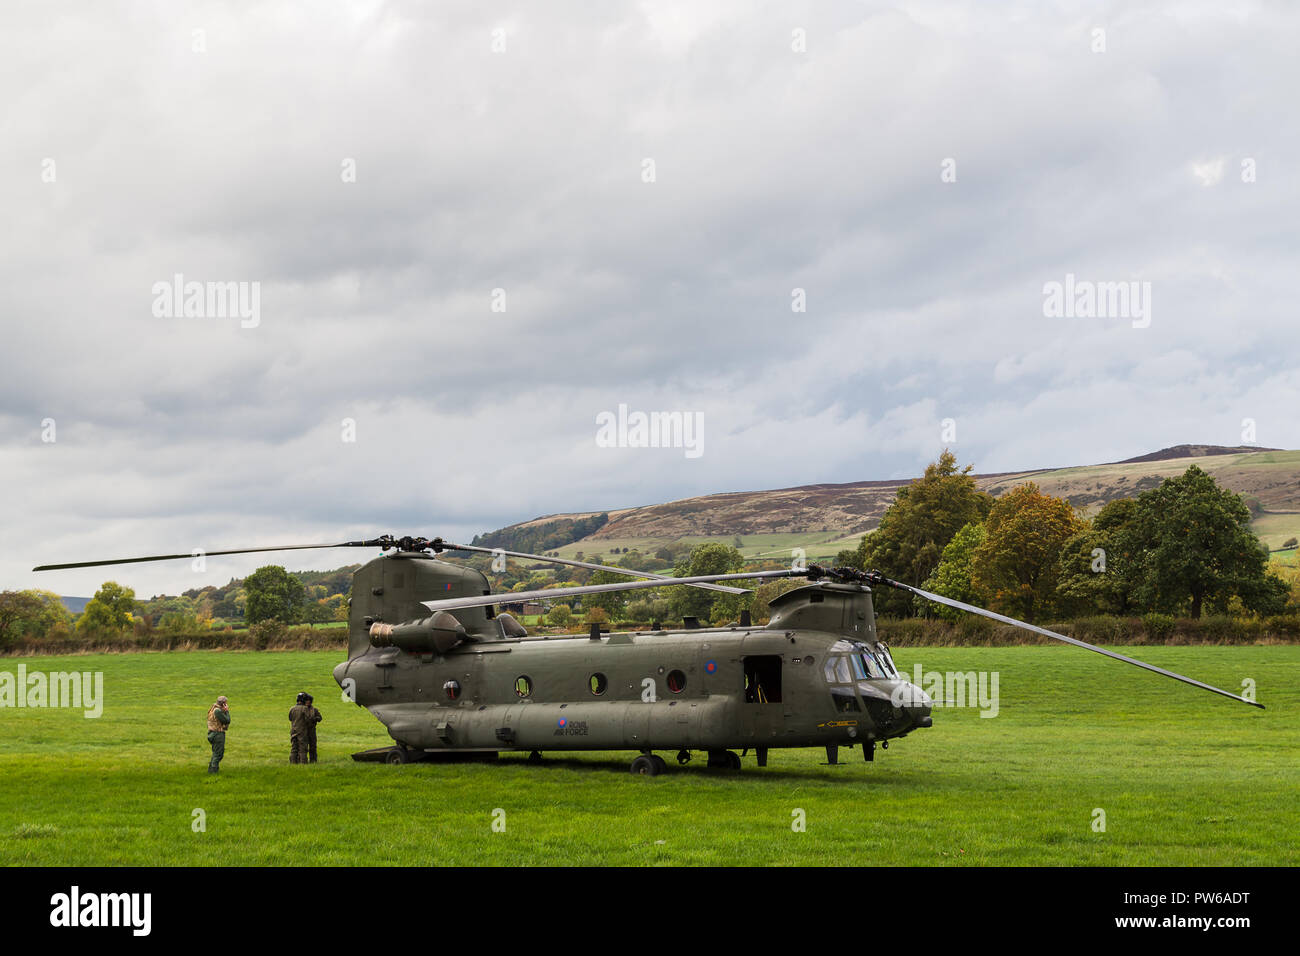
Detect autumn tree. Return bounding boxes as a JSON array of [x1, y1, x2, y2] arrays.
[[919, 521, 987, 620], [1128, 465, 1286, 618], [581, 569, 633, 617], [244, 565, 305, 625], [1055, 498, 1145, 615], [77, 581, 138, 634], [0, 592, 41, 645], [668, 543, 747, 623], [302, 601, 336, 627], [971, 483, 1084, 621], [0, 590, 71, 643], [852, 450, 993, 615]]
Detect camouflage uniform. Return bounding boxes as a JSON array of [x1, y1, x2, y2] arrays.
[[305, 698, 322, 763], [289, 702, 312, 763], [207, 699, 230, 773]]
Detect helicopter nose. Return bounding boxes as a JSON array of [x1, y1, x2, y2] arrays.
[[333, 659, 350, 691], [896, 683, 933, 729]]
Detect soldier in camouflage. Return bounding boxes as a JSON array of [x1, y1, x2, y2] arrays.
[[207, 695, 230, 773], [304, 693, 322, 763], [289, 692, 312, 764]]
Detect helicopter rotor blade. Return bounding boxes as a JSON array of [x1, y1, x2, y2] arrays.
[[32, 540, 389, 572], [432, 540, 749, 595], [34, 532, 748, 598], [422, 568, 804, 614], [863, 571, 1264, 709]]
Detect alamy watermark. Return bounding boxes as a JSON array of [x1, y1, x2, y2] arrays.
[[595, 403, 703, 459], [892, 664, 999, 718], [49, 886, 150, 936], [0, 666, 103, 718], [1042, 273, 1151, 328], [152, 273, 260, 328]]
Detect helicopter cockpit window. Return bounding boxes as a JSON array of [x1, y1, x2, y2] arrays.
[[859, 642, 898, 678], [824, 652, 861, 712], [835, 642, 894, 680], [850, 654, 870, 680], [857, 649, 886, 680], [825, 653, 888, 683], [873, 643, 900, 678], [824, 656, 853, 684]]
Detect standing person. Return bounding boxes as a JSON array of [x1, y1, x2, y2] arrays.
[[207, 695, 230, 773], [289, 692, 312, 764], [304, 693, 322, 763]]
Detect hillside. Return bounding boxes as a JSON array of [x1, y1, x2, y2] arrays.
[[58, 596, 90, 615], [1113, 444, 1276, 464], [476, 446, 1300, 559]]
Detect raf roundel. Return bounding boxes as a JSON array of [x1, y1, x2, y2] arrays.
[[705, 659, 717, 674], [557, 717, 567, 729]]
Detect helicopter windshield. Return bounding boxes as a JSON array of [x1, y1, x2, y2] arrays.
[[872, 643, 900, 679], [824, 641, 905, 714], [824, 642, 893, 682]]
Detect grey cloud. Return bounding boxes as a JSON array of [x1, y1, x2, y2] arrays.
[[3, 1, 1299, 595]]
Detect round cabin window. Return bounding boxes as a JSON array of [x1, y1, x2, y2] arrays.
[[443, 680, 461, 701], [514, 675, 533, 698], [589, 673, 608, 696], [667, 670, 687, 693]]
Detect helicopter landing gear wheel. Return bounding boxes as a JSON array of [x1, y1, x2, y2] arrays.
[[630, 755, 661, 776], [676, 750, 692, 765], [707, 749, 741, 770], [527, 750, 543, 763], [386, 747, 408, 765], [650, 754, 668, 774]]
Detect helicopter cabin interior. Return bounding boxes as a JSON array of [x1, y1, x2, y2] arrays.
[[744, 655, 782, 703]]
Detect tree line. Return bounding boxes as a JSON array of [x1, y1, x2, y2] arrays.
[[0, 564, 357, 646], [5, 454, 1293, 646], [836, 451, 1290, 622]]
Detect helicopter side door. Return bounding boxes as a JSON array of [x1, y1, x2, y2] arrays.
[[740, 653, 783, 743]]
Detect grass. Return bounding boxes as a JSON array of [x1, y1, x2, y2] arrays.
[[1253, 512, 1300, 551], [544, 532, 865, 567], [0, 647, 1296, 866]]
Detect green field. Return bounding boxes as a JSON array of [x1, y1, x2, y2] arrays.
[[546, 532, 865, 567], [1253, 513, 1300, 551], [1, 647, 1296, 866]]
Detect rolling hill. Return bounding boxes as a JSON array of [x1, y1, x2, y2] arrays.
[[475, 446, 1300, 562]]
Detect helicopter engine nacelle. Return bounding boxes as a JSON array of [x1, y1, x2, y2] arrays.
[[369, 611, 467, 654]]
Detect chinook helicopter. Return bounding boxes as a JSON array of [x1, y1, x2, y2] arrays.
[[35, 533, 1262, 775]]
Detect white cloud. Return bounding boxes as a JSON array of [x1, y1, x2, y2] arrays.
[[1190, 157, 1227, 186], [3, 1, 1299, 595]]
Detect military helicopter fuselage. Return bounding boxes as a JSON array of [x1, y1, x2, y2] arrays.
[[332, 551, 933, 769], [35, 532, 1257, 776]]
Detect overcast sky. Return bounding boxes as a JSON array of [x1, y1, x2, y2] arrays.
[[3, 0, 1298, 596]]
